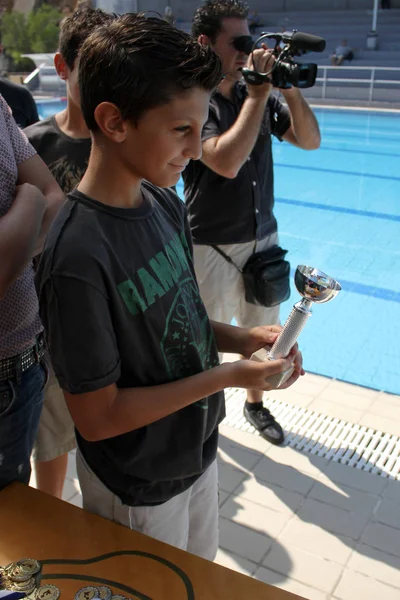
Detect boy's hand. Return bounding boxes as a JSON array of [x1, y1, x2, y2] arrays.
[[230, 350, 302, 391], [238, 324, 282, 358], [235, 324, 305, 382]]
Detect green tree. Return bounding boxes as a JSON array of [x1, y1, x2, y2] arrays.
[[0, 4, 61, 69]]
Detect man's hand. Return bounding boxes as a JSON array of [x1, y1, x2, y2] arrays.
[[246, 45, 275, 100]]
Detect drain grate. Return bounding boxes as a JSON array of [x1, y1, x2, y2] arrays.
[[222, 388, 400, 480]]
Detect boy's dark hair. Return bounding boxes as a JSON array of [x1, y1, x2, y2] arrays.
[[59, 7, 115, 70], [79, 13, 222, 132], [192, 0, 249, 42]]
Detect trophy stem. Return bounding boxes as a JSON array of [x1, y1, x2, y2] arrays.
[[268, 299, 313, 360]]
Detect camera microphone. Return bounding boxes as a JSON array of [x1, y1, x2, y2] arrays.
[[289, 32, 326, 53]]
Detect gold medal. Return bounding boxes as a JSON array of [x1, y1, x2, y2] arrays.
[[16, 558, 41, 576], [3, 563, 16, 575], [36, 584, 61, 600], [98, 586, 112, 600], [75, 586, 101, 600], [7, 563, 33, 582], [9, 576, 36, 594]]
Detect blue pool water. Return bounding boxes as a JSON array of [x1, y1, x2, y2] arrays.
[[177, 108, 400, 395], [36, 97, 67, 120]]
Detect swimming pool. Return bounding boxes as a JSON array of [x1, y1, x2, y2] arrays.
[[178, 108, 400, 395], [35, 97, 399, 394], [36, 97, 67, 120]]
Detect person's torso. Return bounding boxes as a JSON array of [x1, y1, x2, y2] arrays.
[[0, 79, 37, 128], [183, 84, 277, 245], [39, 184, 225, 505], [25, 116, 91, 194], [0, 95, 41, 360]]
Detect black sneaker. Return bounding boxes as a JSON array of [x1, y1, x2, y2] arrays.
[[244, 405, 285, 445]]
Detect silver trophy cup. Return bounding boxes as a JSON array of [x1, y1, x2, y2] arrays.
[[251, 265, 342, 388]]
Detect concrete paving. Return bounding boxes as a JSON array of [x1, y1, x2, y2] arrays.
[[35, 373, 400, 600]]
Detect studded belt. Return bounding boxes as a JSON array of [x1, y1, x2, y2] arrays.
[[0, 333, 46, 381]]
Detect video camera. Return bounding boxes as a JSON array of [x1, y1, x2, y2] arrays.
[[233, 30, 326, 89]]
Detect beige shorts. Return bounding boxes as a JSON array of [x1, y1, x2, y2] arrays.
[[193, 233, 280, 328], [77, 451, 219, 561], [33, 363, 76, 462]]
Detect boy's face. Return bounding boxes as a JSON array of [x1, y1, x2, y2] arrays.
[[211, 17, 249, 81], [115, 87, 211, 188]]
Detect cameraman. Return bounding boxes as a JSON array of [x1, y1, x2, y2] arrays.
[[183, 0, 320, 445]]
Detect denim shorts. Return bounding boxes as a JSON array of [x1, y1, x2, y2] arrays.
[[0, 360, 48, 490]]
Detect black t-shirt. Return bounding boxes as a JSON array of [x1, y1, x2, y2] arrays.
[[0, 78, 39, 128], [35, 184, 225, 506], [183, 83, 291, 245], [24, 115, 91, 193]]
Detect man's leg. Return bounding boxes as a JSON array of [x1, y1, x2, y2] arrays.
[[192, 243, 241, 326], [76, 449, 192, 552], [33, 364, 76, 498], [193, 239, 284, 444], [236, 233, 284, 445], [0, 361, 46, 490]]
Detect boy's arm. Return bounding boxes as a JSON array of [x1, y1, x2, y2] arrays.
[[17, 154, 65, 256], [210, 320, 253, 355], [64, 354, 296, 442]]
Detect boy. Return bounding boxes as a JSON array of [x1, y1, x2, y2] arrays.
[[36, 14, 303, 560], [25, 7, 114, 499]]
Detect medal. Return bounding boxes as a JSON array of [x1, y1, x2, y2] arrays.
[[75, 586, 100, 600], [6, 565, 32, 583], [36, 584, 61, 600], [97, 587, 112, 600], [8, 578, 36, 595], [15, 559, 41, 577]]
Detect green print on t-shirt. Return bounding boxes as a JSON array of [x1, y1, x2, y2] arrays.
[[117, 230, 218, 387], [117, 231, 190, 315]]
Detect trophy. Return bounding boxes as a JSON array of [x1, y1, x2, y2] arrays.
[[251, 265, 342, 388]]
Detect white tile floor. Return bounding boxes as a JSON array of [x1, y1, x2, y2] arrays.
[[34, 372, 400, 600]]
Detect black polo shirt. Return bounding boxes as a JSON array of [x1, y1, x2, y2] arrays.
[[183, 82, 291, 245]]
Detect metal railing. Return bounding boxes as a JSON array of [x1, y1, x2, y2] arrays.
[[316, 65, 400, 102]]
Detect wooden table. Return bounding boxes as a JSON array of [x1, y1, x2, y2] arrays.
[[0, 483, 304, 599]]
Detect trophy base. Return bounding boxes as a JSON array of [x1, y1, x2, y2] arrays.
[[250, 347, 294, 389]]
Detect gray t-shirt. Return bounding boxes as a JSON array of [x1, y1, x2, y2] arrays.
[[36, 184, 225, 506], [0, 94, 42, 360], [25, 116, 91, 194]]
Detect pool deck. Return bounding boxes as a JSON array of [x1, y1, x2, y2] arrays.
[[31, 366, 400, 600]]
